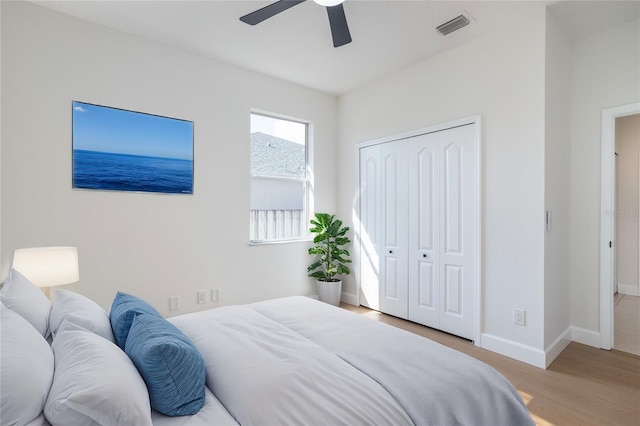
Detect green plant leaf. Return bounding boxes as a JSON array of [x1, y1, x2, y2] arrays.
[[334, 237, 350, 246], [309, 271, 328, 280], [335, 249, 351, 258], [313, 234, 328, 244], [337, 264, 351, 275], [308, 258, 323, 267], [328, 221, 341, 236], [315, 213, 331, 227]]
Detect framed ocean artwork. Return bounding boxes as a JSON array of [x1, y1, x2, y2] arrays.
[[72, 101, 194, 194]]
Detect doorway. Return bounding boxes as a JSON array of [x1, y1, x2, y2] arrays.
[[613, 113, 640, 356], [600, 103, 640, 354]]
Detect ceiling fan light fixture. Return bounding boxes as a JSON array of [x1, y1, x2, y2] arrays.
[[313, 0, 345, 7]]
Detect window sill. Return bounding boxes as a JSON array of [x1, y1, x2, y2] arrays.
[[249, 237, 312, 246]]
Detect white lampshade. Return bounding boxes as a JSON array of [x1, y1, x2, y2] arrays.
[[313, 0, 345, 7], [12, 247, 79, 288]]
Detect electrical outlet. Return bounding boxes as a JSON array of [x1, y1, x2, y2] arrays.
[[211, 288, 219, 302], [169, 296, 180, 311], [513, 308, 526, 326], [197, 290, 207, 304]]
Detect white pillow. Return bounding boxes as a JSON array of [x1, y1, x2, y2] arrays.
[[44, 320, 153, 426], [50, 289, 115, 342], [0, 302, 54, 426], [0, 268, 52, 338], [25, 412, 52, 426]]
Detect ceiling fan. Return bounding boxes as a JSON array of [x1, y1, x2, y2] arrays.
[[240, 0, 352, 48]]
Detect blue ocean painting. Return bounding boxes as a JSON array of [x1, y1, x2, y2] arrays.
[[73, 150, 193, 194], [72, 101, 193, 194]]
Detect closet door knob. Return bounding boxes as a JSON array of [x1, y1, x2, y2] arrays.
[[423, 254, 427, 258], [389, 250, 393, 254]]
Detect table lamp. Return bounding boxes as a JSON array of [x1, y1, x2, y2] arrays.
[[12, 247, 79, 296]]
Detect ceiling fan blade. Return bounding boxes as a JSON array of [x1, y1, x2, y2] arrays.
[[240, 0, 306, 26], [326, 4, 352, 47]]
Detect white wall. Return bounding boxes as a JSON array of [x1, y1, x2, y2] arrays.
[[0, 1, 338, 315], [0, 1, 3, 268], [338, 8, 547, 357], [543, 11, 572, 355], [616, 114, 640, 296], [570, 19, 640, 333]]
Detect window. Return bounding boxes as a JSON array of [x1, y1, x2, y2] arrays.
[[249, 112, 310, 243]]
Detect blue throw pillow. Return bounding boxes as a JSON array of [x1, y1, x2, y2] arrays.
[[109, 292, 161, 349], [124, 313, 206, 416]]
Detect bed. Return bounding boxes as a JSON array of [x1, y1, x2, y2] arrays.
[[1, 268, 534, 426]]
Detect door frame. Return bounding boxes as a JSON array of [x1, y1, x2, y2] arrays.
[[600, 102, 640, 349], [354, 115, 482, 346]]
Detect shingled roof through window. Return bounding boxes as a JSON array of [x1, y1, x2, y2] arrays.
[[250, 132, 305, 178]]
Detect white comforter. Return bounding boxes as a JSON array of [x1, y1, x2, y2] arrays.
[[169, 296, 534, 426]]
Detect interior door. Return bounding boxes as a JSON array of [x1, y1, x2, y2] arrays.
[[359, 144, 381, 310], [437, 124, 476, 340], [407, 134, 441, 328], [379, 140, 409, 319], [408, 124, 477, 340]]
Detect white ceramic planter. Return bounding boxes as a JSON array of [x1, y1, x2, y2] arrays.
[[316, 280, 342, 306]]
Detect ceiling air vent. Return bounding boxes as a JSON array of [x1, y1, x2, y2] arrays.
[[436, 14, 470, 36]]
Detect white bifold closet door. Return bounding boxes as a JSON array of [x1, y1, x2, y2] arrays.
[[378, 140, 409, 319], [359, 124, 477, 340], [407, 124, 477, 340], [359, 144, 382, 311]]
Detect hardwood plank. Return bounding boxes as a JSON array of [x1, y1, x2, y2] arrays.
[[615, 295, 640, 356], [341, 304, 640, 426]]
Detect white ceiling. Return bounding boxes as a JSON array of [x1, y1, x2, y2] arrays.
[[30, 0, 640, 95]]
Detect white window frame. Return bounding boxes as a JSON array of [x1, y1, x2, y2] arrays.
[[249, 110, 314, 245]]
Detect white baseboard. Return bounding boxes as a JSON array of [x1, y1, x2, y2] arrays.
[[545, 327, 572, 368], [481, 333, 546, 369], [618, 283, 640, 296], [571, 326, 600, 348], [340, 292, 358, 306], [481, 328, 575, 369]]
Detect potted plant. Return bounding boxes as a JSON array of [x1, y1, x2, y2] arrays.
[[307, 212, 352, 306]]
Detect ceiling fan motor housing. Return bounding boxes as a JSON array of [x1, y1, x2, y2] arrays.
[[240, 0, 352, 48]]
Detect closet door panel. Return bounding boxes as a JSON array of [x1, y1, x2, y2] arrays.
[[443, 264, 463, 315], [408, 136, 440, 327], [417, 149, 435, 252], [379, 141, 408, 319], [359, 145, 381, 310], [443, 143, 463, 255], [417, 261, 435, 308], [438, 125, 477, 340], [384, 257, 399, 299]]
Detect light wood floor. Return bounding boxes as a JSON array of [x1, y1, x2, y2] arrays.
[[615, 294, 640, 356], [341, 304, 640, 426]]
